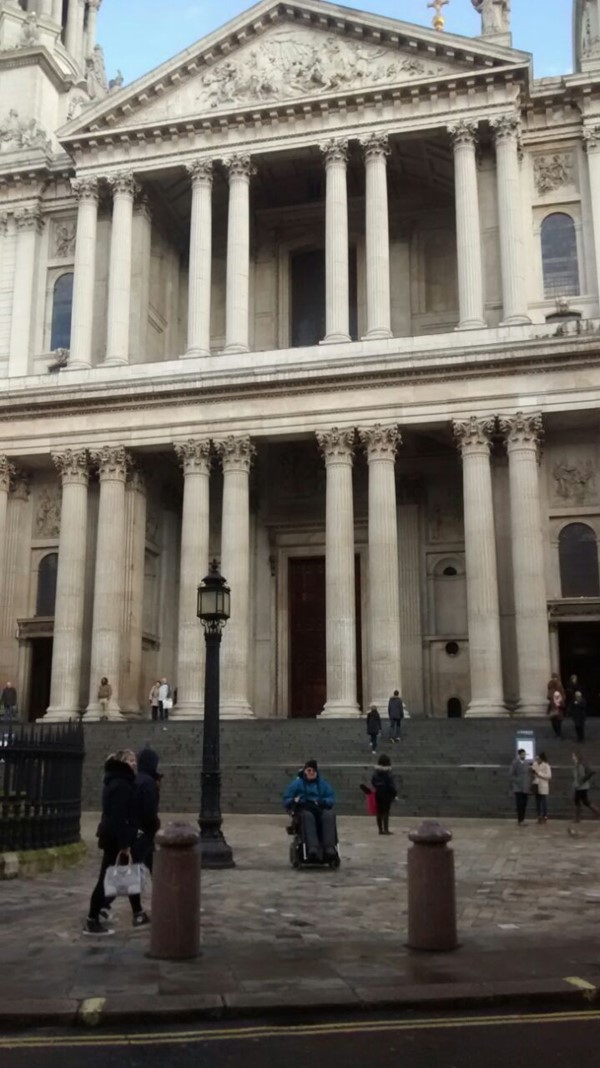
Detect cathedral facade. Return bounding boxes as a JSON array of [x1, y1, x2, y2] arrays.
[[1, 0, 600, 722]]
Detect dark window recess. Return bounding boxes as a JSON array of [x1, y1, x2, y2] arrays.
[[443, 566, 458, 576], [291, 247, 358, 347], [541, 213, 580, 298], [559, 523, 600, 597], [37, 553, 59, 617], [445, 641, 460, 657], [447, 697, 462, 718], [50, 273, 74, 351]]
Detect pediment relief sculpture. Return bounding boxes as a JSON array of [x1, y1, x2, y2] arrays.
[[533, 153, 574, 196], [0, 109, 52, 155], [552, 459, 595, 503]]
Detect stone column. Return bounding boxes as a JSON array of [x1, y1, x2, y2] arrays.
[[499, 412, 550, 715], [453, 417, 506, 716], [583, 126, 600, 304], [317, 428, 359, 716], [69, 177, 99, 369], [491, 114, 531, 325], [8, 208, 44, 378], [185, 161, 213, 357], [223, 155, 254, 354], [44, 450, 89, 721], [129, 192, 152, 363], [361, 134, 392, 340], [359, 425, 401, 709], [86, 446, 130, 720], [173, 440, 211, 718], [51, 0, 63, 24], [38, 0, 53, 17], [216, 436, 256, 718], [85, 0, 102, 57], [64, 0, 80, 55], [449, 120, 486, 330], [105, 171, 137, 366], [120, 464, 147, 716], [321, 139, 351, 343]]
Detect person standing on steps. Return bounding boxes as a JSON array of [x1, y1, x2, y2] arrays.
[[158, 677, 172, 721], [547, 688, 565, 739], [568, 690, 588, 744], [546, 672, 565, 711], [365, 705, 382, 753], [509, 748, 530, 826], [387, 689, 404, 743], [97, 677, 112, 721], [149, 680, 160, 722], [0, 680, 17, 722], [371, 753, 398, 835]]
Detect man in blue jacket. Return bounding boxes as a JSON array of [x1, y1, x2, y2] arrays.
[[283, 759, 336, 861]]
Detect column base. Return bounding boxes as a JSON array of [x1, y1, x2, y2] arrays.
[[84, 704, 125, 722], [465, 700, 508, 718], [219, 702, 254, 719], [222, 343, 249, 355], [321, 702, 360, 718], [514, 699, 547, 718], [62, 360, 91, 371], [361, 328, 393, 341], [171, 703, 204, 720], [455, 318, 487, 331], [499, 314, 532, 327], [39, 707, 80, 722], [101, 357, 129, 367], [183, 348, 211, 359], [320, 333, 351, 345]]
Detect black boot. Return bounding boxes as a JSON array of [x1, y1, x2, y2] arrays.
[[376, 816, 383, 835]]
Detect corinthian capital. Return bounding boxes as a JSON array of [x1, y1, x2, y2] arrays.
[[448, 119, 479, 148], [358, 424, 401, 461], [106, 171, 139, 198], [215, 435, 256, 472], [15, 207, 44, 233], [360, 133, 390, 162], [186, 160, 213, 185], [583, 126, 600, 153], [453, 416, 496, 455], [90, 445, 130, 481], [0, 214, 9, 236], [71, 177, 100, 202], [0, 456, 15, 493], [223, 154, 255, 181], [316, 428, 355, 464], [52, 448, 89, 485], [174, 439, 211, 476], [498, 412, 543, 452], [491, 113, 521, 147], [320, 138, 349, 167]]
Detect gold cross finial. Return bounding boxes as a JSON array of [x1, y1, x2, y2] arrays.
[[428, 0, 449, 31]]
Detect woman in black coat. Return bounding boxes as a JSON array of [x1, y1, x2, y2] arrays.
[[83, 750, 149, 936], [371, 754, 398, 835]]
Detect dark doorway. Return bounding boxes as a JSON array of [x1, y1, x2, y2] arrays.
[[288, 555, 363, 717], [290, 248, 358, 347], [447, 697, 462, 718], [559, 622, 600, 716], [28, 639, 53, 722]]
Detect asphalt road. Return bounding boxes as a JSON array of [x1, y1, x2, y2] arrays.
[[2, 1009, 600, 1067]]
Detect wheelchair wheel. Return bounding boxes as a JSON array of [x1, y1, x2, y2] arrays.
[[329, 853, 341, 869], [289, 842, 301, 868]]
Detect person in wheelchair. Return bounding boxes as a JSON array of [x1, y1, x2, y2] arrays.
[[283, 759, 337, 862]]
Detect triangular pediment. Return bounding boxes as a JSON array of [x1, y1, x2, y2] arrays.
[[61, 0, 530, 139]]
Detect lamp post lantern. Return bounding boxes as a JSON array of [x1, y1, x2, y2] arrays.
[[197, 560, 234, 868]]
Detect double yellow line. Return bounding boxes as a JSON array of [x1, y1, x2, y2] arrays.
[[2, 1009, 600, 1049]]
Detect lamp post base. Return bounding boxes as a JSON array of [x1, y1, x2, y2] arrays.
[[199, 831, 235, 869]]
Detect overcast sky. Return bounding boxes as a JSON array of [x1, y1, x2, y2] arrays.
[[98, 1, 573, 86]]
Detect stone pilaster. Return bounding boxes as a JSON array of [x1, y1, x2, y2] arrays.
[[499, 412, 550, 716], [223, 155, 254, 354], [85, 446, 130, 720], [317, 428, 359, 716], [583, 126, 600, 306], [105, 172, 138, 365], [215, 435, 256, 717], [8, 208, 44, 378], [185, 161, 213, 357], [449, 120, 486, 330], [359, 425, 401, 709], [69, 178, 99, 369], [453, 416, 506, 716], [321, 139, 351, 343], [173, 439, 211, 718], [45, 450, 90, 721], [361, 134, 392, 340], [129, 191, 152, 364], [64, 0, 81, 56], [120, 464, 147, 716], [0, 457, 15, 626], [491, 114, 531, 325]]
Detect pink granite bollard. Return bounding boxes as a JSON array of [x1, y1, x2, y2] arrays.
[[149, 822, 201, 960], [407, 820, 458, 952]]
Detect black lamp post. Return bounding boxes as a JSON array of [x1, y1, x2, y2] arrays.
[[197, 560, 235, 869]]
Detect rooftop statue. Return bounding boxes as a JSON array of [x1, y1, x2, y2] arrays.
[[471, 0, 511, 35]]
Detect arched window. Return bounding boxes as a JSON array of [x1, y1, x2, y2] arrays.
[[36, 553, 58, 617], [559, 523, 600, 597], [541, 213, 580, 298], [50, 273, 74, 351]]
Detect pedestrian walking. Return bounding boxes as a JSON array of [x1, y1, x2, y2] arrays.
[[83, 749, 150, 936], [546, 672, 565, 709], [565, 673, 584, 707], [387, 689, 404, 742], [365, 705, 382, 753], [572, 751, 600, 822], [158, 677, 172, 721], [133, 747, 161, 873], [547, 689, 565, 738], [509, 748, 530, 825], [568, 690, 587, 744], [0, 680, 17, 721], [149, 681, 160, 722], [371, 753, 398, 835], [531, 752, 552, 823], [97, 677, 112, 720]]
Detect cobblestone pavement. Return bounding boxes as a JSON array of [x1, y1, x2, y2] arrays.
[[1, 813, 600, 1010]]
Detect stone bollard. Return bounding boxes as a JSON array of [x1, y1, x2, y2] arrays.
[[407, 820, 458, 952], [149, 822, 201, 960]]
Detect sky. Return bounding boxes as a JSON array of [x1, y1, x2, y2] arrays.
[[98, 1, 574, 87]]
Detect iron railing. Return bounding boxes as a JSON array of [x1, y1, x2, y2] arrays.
[[0, 722, 84, 852]]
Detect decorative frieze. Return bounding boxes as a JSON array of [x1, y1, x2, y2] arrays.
[[174, 439, 212, 476]]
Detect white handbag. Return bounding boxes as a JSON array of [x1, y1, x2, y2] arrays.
[[104, 862, 147, 898]]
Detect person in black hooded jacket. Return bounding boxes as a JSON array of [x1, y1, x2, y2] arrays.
[[133, 746, 161, 872], [83, 749, 149, 936]]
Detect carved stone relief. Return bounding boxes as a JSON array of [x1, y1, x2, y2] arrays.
[[35, 488, 61, 538], [0, 109, 52, 154], [51, 219, 77, 260], [533, 153, 574, 196], [552, 459, 595, 503]]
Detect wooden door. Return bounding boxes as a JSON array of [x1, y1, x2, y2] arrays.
[[289, 557, 326, 717]]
